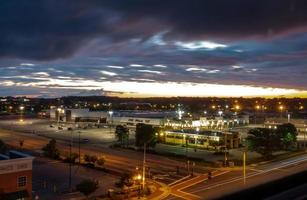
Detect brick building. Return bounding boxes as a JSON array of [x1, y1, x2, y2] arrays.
[[0, 151, 34, 200]]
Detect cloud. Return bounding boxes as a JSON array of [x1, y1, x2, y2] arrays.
[[1, 0, 307, 61], [1, 1, 307, 97]]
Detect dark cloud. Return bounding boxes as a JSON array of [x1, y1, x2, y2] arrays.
[[0, 1, 114, 60], [102, 0, 307, 40], [1, 0, 307, 60]]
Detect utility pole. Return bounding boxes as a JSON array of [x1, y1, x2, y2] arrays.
[[224, 134, 228, 167], [142, 143, 146, 190], [79, 131, 81, 165], [69, 130, 72, 191], [185, 139, 189, 174], [304, 130, 306, 150], [243, 151, 246, 184]]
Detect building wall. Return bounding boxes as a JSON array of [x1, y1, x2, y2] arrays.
[[0, 170, 32, 199], [164, 131, 240, 149], [110, 117, 164, 126]]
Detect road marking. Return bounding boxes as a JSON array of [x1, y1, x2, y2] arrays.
[[164, 171, 230, 200], [168, 175, 191, 186], [177, 171, 230, 191], [189, 157, 307, 194], [249, 168, 264, 173]]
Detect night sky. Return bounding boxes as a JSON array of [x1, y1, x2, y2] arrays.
[[1, 0, 307, 97]]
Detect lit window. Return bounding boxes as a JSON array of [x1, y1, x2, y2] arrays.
[[18, 176, 27, 187]]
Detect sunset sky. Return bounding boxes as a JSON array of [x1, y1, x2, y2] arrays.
[[1, 1, 307, 98]]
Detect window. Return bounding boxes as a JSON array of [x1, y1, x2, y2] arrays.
[[18, 176, 27, 187]]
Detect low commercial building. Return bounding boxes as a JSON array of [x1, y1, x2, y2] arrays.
[[110, 116, 164, 127], [265, 118, 307, 133], [0, 151, 34, 200], [50, 108, 108, 123], [164, 115, 249, 130], [106, 111, 175, 127], [163, 130, 240, 149]]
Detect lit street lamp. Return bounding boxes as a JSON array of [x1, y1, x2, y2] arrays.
[[19, 106, 25, 122], [108, 111, 114, 133], [278, 105, 284, 118], [218, 110, 223, 117], [57, 108, 64, 126]]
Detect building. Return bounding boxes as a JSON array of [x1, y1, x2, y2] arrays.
[[265, 118, 307, 133], [110, 116, 164, 127], [164, 115, 249, 130], [0, 151, 34, 200], [163, 130, 240, 149], [50, 108, 108, 123]]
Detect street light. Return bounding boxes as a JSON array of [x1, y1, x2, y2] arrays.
[[19, 106, 25, 122], [235, 105, 240, 110], [243, 151, 246, 184], [57, 108, 64, 125], [278, 105, 284, 118], [218, 111, 223, 117]]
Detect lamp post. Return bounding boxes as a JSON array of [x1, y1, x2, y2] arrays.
[[57, 108, 63, 126], [69, 129, 73, 191], [243, 151, 246, 184], [108, 111, 113, 133], [279, 105, 284, 119], [142, 143, 146, 190], [19, 106, 25, 122], [218, 110, 223, 117]]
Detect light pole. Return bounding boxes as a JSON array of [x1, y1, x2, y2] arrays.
[[19, 106, 25, 122], [278, 105, 284, 119], [142, 143, 146, 190], [57, 108, 63, 126], [108, 111, 113, 133], [304, 126, 307, 150], [68, 129, 73, 191], [243, 151, 246, 184]]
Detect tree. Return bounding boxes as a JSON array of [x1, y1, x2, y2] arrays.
[[246, 128, 281, 158], [0, 140, 8, 154], [96, 157, 105, 167], [84, 154, 98, 166], [42, 139, 60, 159], [135, 123, 156, 148], [115, 172, 134, 188], [276, 123, 297, 150], [64, 152, 79, 163], [115, 125, 129, 146], [76, 179, 98, 198]]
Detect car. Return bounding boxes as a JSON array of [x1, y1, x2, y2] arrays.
[[49, 125, 54, 128], [81, 138, 89, 143], [58, 126, 63, 130]]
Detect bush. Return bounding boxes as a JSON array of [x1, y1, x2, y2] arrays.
[[64, 152, 79, 163], [76, 179, 98, 197], [84, 154, 98, 164], [96, 157, 105, 166]]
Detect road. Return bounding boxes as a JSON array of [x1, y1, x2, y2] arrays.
[[161, 153, 307, 200]]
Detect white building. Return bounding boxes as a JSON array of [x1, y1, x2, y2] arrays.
[[109, 116, 164, 127], [50, 108, 108, 122]]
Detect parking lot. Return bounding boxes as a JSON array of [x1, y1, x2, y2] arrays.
[[0, 118, 136, 147]]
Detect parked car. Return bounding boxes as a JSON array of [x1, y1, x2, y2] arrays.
[[81, 138, 89, 143]]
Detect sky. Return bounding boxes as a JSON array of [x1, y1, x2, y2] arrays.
[[1, 0, 307, 98]]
